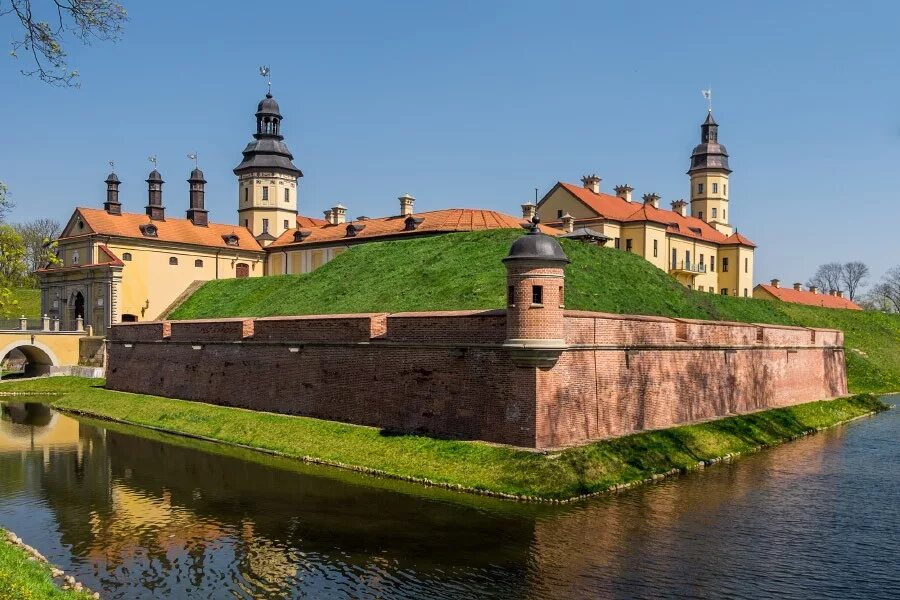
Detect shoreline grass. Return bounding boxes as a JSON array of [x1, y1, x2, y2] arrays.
[[0, 529, 92, 599], [1, 377, 890, 501]]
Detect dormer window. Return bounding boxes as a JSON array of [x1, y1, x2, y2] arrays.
[[345, 223, 366, 237], [404, 216, 425, 231], [293, 230, 311, 242], [221, 234, 240, 247], [140, 223, 158, 237]]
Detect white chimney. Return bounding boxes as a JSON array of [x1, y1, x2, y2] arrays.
[[771, 279, 780, 288], [561, 213, 575, 233], [793, 282, 803, 291], [581, 174, 601, 194], [332, 204, 347, 225], [837, 291, 845, 298], [399, 194, 415, 217], [810, 286, 819, 295], [521, 203, 537, 221], [671, 199, 688, 217], [642, 193, 660, 209], [614, 184, 633, 202], [323, 208, 335, 225]]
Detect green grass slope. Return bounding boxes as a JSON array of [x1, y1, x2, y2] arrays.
[[2, 288, 40, 319], [169, 230, 900, 393]]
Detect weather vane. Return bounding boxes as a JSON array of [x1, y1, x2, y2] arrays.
[[187, 152, 199, 168], [701, 88, 712, 113], [108, 160, 115, 172], [148, 155, 158, 169], [259, 65, 271, 94]]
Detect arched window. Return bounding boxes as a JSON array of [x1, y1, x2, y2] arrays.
[[71, 251, 79, 265], [122, 252, 132, 261], [194, 259, 204, 268], [169, 257, 178, 266]]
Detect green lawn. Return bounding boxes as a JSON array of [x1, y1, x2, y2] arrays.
[[168, 229, 900, 394], [1, 377, 888, 501], [2, 288, 40, 319], [0, 529, 92, 599]]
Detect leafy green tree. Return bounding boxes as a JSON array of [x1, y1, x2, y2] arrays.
[[0, 224, 28, 316], [2, 0, 128, 87]]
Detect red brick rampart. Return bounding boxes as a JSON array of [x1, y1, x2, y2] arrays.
[[105, 309, 847, 449]]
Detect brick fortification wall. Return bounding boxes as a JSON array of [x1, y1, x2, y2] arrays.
[[106, 310, 847, 449]]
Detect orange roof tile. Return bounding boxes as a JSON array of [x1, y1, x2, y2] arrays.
[[296, 214, 327, 227], [552, 182, 749, 245], [269, 208, 553, 249], [68, 208, 263, 252], [756, 284, 862, 310]]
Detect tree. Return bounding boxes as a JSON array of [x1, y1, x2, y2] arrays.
[[2, 0, 128, 87], [0, 182, 11, 222], [15, 217, 61, 274], [807, 263, 843, 293], [840, 261, 869, 301], [869, 266, 900, 313], [0, 224, 28, 316]]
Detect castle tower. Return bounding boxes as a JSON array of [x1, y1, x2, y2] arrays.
[[688, 112, 733, 235], [234, 91, 302, 246], [186, 167, 208, 227], [503, 217, 570, 367]]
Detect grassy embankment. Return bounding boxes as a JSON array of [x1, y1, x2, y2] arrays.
[[169, 229, 900, 394], [0, 529, 92, 599], [7, 288, 41, 318], [0, 377, 889, 501]]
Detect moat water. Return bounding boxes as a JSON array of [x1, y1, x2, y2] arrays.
[[0, 395, 897, 599]]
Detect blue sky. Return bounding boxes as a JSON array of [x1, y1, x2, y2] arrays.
[[1, 0, 898, 287]]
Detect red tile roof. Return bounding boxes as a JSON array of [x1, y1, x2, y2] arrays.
[[756, 284, 863, 310], [66, 208, 263, 252], [269, 208, 554, 249], [296, 215, 327, 228], [552, 182, 756, 247]]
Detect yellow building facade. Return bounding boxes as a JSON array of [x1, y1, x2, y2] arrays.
[[534, 112, 755, 296]]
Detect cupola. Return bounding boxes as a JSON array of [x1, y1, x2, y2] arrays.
[[145, 169, 165, 221], [104, 172, 122, 215]]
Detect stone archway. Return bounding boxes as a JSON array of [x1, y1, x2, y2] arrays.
[[0, 341, 59, 378]]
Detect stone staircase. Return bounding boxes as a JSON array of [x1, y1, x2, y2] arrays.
[[156, 280, 207, 320]]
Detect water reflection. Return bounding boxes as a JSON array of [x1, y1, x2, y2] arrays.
[[0, 397, 897, 599]]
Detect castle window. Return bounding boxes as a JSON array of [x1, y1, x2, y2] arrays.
[[697, 183, 704, 194], [710, 255, 715, 272], [712, 207, 718, 219], [723, 184, 727, 195], [243, 188, 248, 203], [721, 288, 728, 295], [169, 257, 178, 266], [744, 288, 749, 297], [723, 209, 726, 221], [625, 239, 633, 252], [244, 219, 249, 228], [699, 285, 705, 292], [532, 285, 543, 306], [671, 248, 677, 269], [722, 257, 729, 272], [653, 239, 658, 258], [284, 219, 289, 231], [712, 183, 718, 193], [122, 252, 132, 261], [194, 259, 204, 268], [700, 253, 705, 268], [698, 210, 704, 220], [559, 285, 564, 308], [262, 186, 269, 202], [71, 251, 79, 265], [507, 285, 515, 306], [557, 210, 563, 219], [745, 257, 749, 273], [284, 188, 290, 203], [262, 219, 269, 234], [614, 237, 620, 249]]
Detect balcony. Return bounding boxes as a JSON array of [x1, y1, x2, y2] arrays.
[[669, 261, 707, 276]]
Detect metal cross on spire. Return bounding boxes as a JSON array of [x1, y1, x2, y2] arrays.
[[701, 88, 713, 113], [148, 155, 158, 169], [187, 153, 199, 168], [259, 65, 272, 95]]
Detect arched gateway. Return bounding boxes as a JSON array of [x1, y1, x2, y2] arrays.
[[0, 341, 60, 377]]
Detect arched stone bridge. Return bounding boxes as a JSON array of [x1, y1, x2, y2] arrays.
[[0, 327, 92, 377]]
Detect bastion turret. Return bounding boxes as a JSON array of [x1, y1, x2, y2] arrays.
[[503, 217, 570, 367]]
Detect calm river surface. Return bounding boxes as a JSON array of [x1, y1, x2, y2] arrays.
[[0, 396, 897, 599]]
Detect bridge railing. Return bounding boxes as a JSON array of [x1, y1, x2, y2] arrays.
[[0, 316, 91, 334]]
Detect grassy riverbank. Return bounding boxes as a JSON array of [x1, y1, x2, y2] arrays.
[[167, 230, 900, 394], [0, 529, 92, 599], [1, 377, 889, 501]]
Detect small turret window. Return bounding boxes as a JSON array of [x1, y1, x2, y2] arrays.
[[243, 188, 248, 203], [712, 183, 718, 193], [722, 257, 729, 273], [723, 184, 727, 195], [262, 186, 269, 202], [712, 207, 718, 219], [122, 252, 132, 261], [169, 257, 178, 266], [532, 285, 543, 306], [262, 219, 269, 234], [284, 188, 290, 203], [697, 183, 704, 194], [507, 285, 515, 306]]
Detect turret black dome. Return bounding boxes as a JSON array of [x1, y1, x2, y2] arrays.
[[146, 169, 164, 182], [256, 93, 281, 116], [189, 167, 206, 182], [503, 219, 570, 264]]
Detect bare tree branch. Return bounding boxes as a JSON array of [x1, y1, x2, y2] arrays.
[[3, 0, 127, 87], [840, 261, 869, 301], [807, 262, 842, 293]]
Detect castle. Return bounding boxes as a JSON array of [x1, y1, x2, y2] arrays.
[[38, 88, 757, 335]]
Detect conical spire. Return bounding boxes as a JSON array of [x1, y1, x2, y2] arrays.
[[688, 112, 730, 174]]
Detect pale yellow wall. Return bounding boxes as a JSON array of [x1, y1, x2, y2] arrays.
[[716, 246, 754, 296], [59, 241, 93, 267], [237, 171, 298, 243], [690, 171, 731, 235], [270, 245, 350, 275], [536, 187, 601, 221]]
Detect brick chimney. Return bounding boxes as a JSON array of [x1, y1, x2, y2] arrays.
[[145, 169, 165, 221], [793, 283, 803, 291], [502, 217, 570, 367], [642, 193, 660, 209], [671, 199, 688, 217], [837, 291, 845, 298], [829, 289, 837, 297], [561, 213, 575, 233], [810, 286, 819, 295], [770, 279, 780, 288], [581, 174, 601, 194], [104, 172, 122, 215], [399, 194, 415, 217], [332, 204, 347, 225], [521, 203, 537, 221], [186, 168, 208, 227], [614, 184, 633, 202]]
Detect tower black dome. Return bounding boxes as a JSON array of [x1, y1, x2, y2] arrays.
[[503, 218, 569, 264], [256, 93, 281, 117], [688, 111, 731, 174]]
